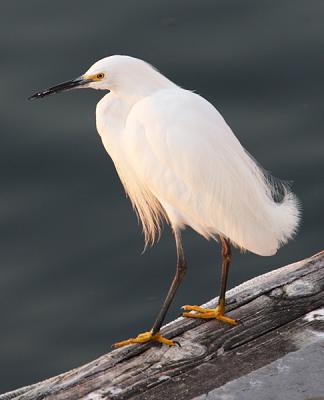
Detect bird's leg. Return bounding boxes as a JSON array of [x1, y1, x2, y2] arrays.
[[113, 230, 186, 348], [182, 236, 237, 325]]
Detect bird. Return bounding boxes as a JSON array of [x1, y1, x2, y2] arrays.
[[29, 55, 300, 348]]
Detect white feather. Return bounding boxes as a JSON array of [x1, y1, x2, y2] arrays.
[[93, 56, 300, 256]]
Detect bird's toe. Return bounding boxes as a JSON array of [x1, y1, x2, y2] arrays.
[[112, 330, 176, 348], [182, 304, 237, 326]]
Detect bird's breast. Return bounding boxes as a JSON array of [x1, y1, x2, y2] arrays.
[[96, 94, 133, 159]]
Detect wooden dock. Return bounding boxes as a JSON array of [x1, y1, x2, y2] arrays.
[[1, 250, 323, 400]]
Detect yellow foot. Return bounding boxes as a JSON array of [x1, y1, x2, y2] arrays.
[[182, 305, 237, 326], [112, 330, 176, 348]]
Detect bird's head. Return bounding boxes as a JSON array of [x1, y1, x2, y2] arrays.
[[29, 56, 116, 99], [29, 55, 173, 100]]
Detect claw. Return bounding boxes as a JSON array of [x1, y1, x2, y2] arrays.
[[113, 330, 176, 348], [182, 304, 237, 326], [182, 305, 216, 313]]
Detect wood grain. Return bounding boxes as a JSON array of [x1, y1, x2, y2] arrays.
[[1, 250, 323, 400]]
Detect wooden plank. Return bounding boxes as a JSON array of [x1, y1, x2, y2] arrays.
[[1, 250, 323, 400]]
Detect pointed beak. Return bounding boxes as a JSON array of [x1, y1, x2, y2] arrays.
[[28, 76, 91, 100]]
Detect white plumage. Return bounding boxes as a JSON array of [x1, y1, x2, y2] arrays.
[[30, 55, 301, 347], [93, 56, 299, 256]]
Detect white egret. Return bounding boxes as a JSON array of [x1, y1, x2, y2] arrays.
[[30, 55, 300, 347]]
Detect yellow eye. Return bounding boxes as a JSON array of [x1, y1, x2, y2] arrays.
[[96, 73, 105, 80]]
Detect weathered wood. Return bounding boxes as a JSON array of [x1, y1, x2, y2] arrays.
[[1, 250, 324, 400]]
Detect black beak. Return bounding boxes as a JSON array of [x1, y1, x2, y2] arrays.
[[28, 76, 91, 100]]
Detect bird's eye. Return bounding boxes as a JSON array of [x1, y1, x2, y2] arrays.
[[96, 73, 105, 80]]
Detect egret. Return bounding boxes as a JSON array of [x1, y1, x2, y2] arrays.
[[30, 55, 300, 347]]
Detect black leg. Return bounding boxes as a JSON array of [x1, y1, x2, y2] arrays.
[[113, 230, 186, 347], [151, 230, 186, 334], [218, 236, 231, 310], [182, 235, 236, 325]]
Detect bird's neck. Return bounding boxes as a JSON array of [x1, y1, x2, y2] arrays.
[[111, 67, 177, 107]]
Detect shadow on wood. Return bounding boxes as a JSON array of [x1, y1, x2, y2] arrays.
[[1, 250, 324, 400]]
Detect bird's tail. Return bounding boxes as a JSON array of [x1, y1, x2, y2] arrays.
[[263, 172, 301, 250], [230, 149, 302, 256]]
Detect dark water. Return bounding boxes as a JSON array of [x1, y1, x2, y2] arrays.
[[0, 0, 323, 393]]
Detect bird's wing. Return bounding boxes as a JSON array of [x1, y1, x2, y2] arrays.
[[122, 88, 299, 255]]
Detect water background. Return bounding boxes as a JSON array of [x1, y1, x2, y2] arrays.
[[0, 0, 323, 392]]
